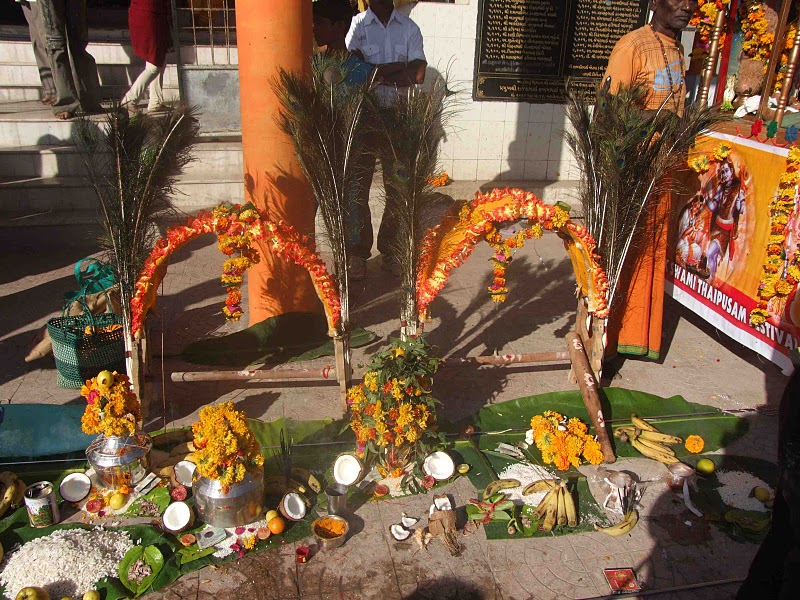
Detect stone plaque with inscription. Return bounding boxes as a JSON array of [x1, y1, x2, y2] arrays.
[[474, 0, 649, 103]]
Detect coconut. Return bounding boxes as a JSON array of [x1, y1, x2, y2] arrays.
[[401, 514, 418, 528], [390, 523, 411, 541], [59, 472, 91, 503], [162, 501, 195, 533], [173, 460, 196, 488], [333, 454, 363, 486], [279, 492, 307, 521], [422, 451, 455, 481]]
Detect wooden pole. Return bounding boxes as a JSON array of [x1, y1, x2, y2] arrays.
[[565, 331, 616, 463], [167, 350, 572, 384], [758, 0, 793, 120], [333, 335, 352, 409], [775, 19, 800, 126], [698, 6, 728, 107]]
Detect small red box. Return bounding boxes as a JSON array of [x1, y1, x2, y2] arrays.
[[603, 568, 641, 593]]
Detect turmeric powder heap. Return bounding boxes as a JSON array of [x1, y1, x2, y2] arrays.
[[314, 517, 346, 538]]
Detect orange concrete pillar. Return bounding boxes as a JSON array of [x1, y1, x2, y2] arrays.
[[236, 0, 319, 323]]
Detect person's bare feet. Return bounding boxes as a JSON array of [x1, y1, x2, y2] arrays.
[[54, 110, 73, 120]]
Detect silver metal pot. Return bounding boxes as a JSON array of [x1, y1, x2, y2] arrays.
[[86, 432, 152, 490], [193, 468, 265, 528]]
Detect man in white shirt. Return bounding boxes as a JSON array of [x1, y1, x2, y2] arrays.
[[344, 0, 426, 278]]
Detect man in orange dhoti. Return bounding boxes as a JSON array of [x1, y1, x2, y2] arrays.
[[602, 0, 697, 359]]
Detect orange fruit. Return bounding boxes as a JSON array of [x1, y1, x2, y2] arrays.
[[268, 516, 286, 535]]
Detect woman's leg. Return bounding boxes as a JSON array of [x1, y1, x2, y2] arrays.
[[122, 62, 161, 108], [146, 65, 166, 111]]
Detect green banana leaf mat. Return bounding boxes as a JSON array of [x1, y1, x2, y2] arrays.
[[0, 388, 754, 596]]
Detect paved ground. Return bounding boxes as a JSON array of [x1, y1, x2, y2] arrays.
[[0, 180, 786, 599]]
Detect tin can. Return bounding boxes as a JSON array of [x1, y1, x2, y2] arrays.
[[24, 481, 60, 528]]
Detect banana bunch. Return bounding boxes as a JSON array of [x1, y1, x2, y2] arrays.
[[614, 414, 683, 465], [0, 471, 26, 518], [531, 481, 577, 532], [482, 478, 521, 500], [595, 509, 639, 536]]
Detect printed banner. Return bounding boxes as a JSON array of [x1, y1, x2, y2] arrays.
[[666, 132, 797, 374]]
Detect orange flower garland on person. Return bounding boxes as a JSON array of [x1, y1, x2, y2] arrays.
[[130, 203, 342, 338], [81, 371, 142, 437], [527, 411, 604, 471], [416, 188, 608, 319], [191, 401, 264, 493], [684, 435, 705, 454]]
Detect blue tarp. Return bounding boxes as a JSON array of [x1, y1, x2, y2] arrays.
[[0, 404, 94, 459]]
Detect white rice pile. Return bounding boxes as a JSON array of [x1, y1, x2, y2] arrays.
[[497, 463, 557, 507], [0, 528, 133, 599], [716, 470, 773, 512]]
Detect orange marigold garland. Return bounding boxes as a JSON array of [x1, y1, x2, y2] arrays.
[[526, 411, 604, 471], [689, 0, 731, 66], [81, 371, 142, 437], [416, 188, 608, 319], [740, 2, 773, 62], [426, 172, 452, 187], [485, 224, 543, 302], [130, 203, 342, 337]]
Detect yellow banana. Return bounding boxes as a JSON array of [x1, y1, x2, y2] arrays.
[[630, 415, 658, 432], [0, 472, 18, 518], [483, 478, 522, 499], [12, 479, 26, 508], [522, 479, 559, 495], [556, 484, 567, 527], [595, 509, 639, 536], [562, 483, 577, 527], [614, 426, 636, 439], [635, 436, 676, 456], [542, 496, 558, 532], [532, 487, 559, 520], [631, 438, 679, 464], [638, 430, 683, 445]]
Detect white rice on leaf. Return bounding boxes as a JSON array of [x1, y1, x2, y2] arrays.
[[0, 528, 133, 600]]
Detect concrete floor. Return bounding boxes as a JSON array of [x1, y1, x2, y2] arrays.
[[0, 181, 786, 599]]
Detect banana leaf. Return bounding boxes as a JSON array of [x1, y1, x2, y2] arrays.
[[123, 487, 171, 517], [455, 440, 609, 539], [475, 389, 749, 460], [119, 544, 164, 597]]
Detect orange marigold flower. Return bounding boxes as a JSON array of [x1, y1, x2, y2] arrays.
[[685, 435, 705, 454]]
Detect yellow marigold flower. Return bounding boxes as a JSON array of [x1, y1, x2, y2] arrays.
[[789, 146, 800, 164], [406, 425, 421, 443], [713, 143, 732, 161], [391, 347, 405, 358], [396, 404, 414, 428], [242, 534, 256, 550], [530, 222, 544, 238], [550, 208, 570, 229], [776, 279, 794, 295], [750, 309, 769, 326], [364, 371, 379, 392], [684, 435, 704, 454], [582, 438, 604, 464]]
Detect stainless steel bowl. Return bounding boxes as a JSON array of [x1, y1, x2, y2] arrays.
[[86, 432, 152, 489], [312, 515, 349, 550]]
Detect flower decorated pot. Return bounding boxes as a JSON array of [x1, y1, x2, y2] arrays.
[[86, 431, 152, 490], [193, 469, 264, 528]]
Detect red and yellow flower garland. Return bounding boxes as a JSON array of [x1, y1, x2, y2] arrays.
[[740, 2, 773, 62], [751, 145, 800, 326], [690, 0, 731, 65], [416, 188, 608, 319], [485, 223, 543, 302], [130, 204, 342, 338]]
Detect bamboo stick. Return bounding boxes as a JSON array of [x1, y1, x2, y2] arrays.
[[166, 351, 572, 383]]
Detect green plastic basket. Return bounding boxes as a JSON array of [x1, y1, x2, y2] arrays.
[[47, 312, 125, 388]]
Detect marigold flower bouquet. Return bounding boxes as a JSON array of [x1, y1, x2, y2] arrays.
[[192, 402, 264, 493], [81, 370, 142, 437], [347, 337, 444, 490], [526, 411, 604, 471]]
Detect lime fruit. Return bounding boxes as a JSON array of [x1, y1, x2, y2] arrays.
[[753, 486, 771, 502], [265, 509, 279, 522], [108, 493, 126, 510], [696, 458, 715, 475]]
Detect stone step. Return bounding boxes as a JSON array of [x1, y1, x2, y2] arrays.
[[0, 63, 180, 91], [0, 172, 244, 214], [0, 140, 243, 179]]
